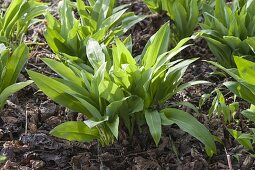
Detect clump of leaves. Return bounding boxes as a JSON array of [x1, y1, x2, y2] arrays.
[[199, 88, 239, 124], [0, 44, 33, 110], [28, 38, 138, 146], [200, 0, 255, 68], [44, 0, 145, 62], [144, 0, 215, 44], [29, 23, 216, 156], [209, 57, 255, 113], [228, 128, 255, 152], [0, 0, 47, 48], [209, 56, 255, 152], [109, 23, 216, 156]]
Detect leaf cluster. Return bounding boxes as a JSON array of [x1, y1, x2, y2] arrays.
[[44, 0, 145, 62], [0, 0, 221, 157], [0, 44, 33, 110], [209, 56, 255, 152], [199, 89, 239, 124], [29, 24, 216, 156], [144, 0, 215, 44], [0, 0, 47, 48], [200, 0, 255, 68]]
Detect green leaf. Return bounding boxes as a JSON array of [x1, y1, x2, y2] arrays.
[[224, 81, 255, 105], [199, 93, 211, 108], [228, 129, 254, 151], [171, 101, 199, 114], [70, 93, 102, 120], [100, 9, 127, 29], [0, 44, 28, 92], [223, 36, 242, 50], [41, 58, 82, 86], [141, 23, 170, 69], [0, 80, 33, 109], [145, 110, 162, 146], [242, 109, 255, 123], [245, 37, 255, 53], [86, 38, 105, 69], [172, 2, 187, 36], [107, 116, 119, 139], [91, 0, 110, 29], [234, 56, 255, 85], [161, 108, 216, 156], [99, 80, 125, 102], [28, 70, 91, 116], [207, 61, 240, 81], [50, 121, 99, 142], [84, 116, 109, 128], [117, 14, 146, 35], [204, 36, 233, 68]]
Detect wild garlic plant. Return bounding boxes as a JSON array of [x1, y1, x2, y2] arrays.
[[0, 44, 33, 110], [44, 0, 145, 63], [29, 23, 216, 156]]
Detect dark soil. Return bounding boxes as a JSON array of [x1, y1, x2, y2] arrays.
[[1, 0, 255, 169]]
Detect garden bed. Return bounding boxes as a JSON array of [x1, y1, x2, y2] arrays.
[[1, 0, 255, 169]]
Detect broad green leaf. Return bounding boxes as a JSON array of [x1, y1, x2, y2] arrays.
[[223, 36, 242, 49], [84, 116, 109, 128], [234, 56, 255, 85], [228, 129, 253, 151], [154, 37, 191, 71], [145, 110, 161, 146], [100, 9, 127, 29], [107, 115, 119, 139], [0, 44, 28, 91], [208, 61, 240, 81], [42, 58, 82, 86], [161, 113, 174, 125], [50, 121, 99, 142], [1, 0, 47, 46], [173, 2, 187, 37], [187, 0, 199, 36], [245, 37, 255, 53], [114, 38, 137, 71], [171, 101, 199, 114], [205, 37, 233, 68], [141, 23, 170, 69], [69, 93, 102, 120], [123, 35, 132, 53], [99, 80, 124, 102], [106, 95, 144, 119], [161, 108, 216, 156], [224, 81, 255, 105], [215, 0, 228, 27], [91, 0, 110, 29], [242, 109, 255, 123], [0, 80, 33, 109], [28, 70, 91, 116], [86, 38, 105, 69], [117, 14, 146, 35]]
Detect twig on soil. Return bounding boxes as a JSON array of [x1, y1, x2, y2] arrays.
[[25, 103, 28, 134], [225, 147, 233, 170], [6, 100, 25, 113]]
